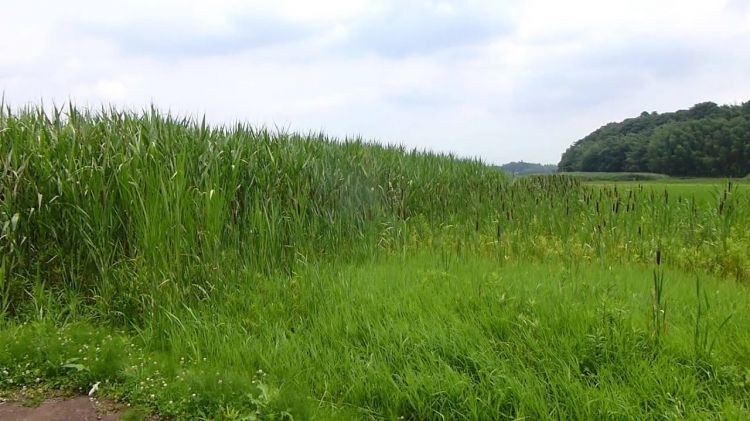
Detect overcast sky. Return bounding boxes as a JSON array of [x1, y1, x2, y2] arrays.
[[2, 0, 749, 164]]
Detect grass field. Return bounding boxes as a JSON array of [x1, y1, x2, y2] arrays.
[[1, 105, 749, 419], [559, 171, 671, 181], [585, 179, 749, 206]]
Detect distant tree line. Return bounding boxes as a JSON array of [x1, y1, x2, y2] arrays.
[[558, 101, 750, 177], [499, 161, 557, 175]]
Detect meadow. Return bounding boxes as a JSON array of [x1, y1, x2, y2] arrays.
[[1, 105, 749, 419]]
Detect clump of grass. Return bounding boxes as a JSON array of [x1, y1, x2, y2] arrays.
[[652, 249, 667, 349], [693, 276, 734, 362]]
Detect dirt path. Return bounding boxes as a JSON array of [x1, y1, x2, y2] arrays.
[[0, 396, 122, 421]]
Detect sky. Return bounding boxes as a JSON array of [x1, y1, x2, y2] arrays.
[[1, 0, 749, 165]]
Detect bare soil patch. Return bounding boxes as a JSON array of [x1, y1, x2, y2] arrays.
[[0, 396, 123, 421]]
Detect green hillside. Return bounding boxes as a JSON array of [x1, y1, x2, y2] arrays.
[[559, 101, 750, 177]]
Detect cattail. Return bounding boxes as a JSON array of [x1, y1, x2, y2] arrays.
[[655, 249, 661, 266]]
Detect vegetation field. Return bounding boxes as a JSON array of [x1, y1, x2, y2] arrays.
[[559, 171, 671, 181], [585, 179, 749, 206], [1, 105, 749, 419]]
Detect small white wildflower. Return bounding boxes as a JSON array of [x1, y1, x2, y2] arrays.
[[88, 382, 100, 396]]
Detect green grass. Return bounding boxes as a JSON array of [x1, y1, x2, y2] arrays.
[[2, 104, 750, 419], [559, 171, 671, 181], [3, 256, 750, 419], [585, 179, 749, 206]]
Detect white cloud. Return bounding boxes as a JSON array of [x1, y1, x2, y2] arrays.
[[1, 0, 749, 165]]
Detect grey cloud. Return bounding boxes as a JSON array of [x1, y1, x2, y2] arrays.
[[512, 40, 711, 114], [587, 42, 705, 78], [726, 0, 750, 14], [343, 5, 511, 58], [382, 90, 461, 108], [76, 15, 316, 58]]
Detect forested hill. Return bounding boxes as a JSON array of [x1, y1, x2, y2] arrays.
[[499, 161, 557, 175], [558, 101, 750, 177]]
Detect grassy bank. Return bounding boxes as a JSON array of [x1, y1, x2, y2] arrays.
[[1, 105, 749, 419]]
